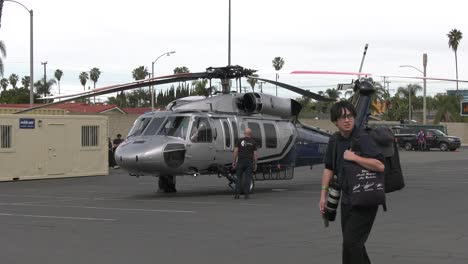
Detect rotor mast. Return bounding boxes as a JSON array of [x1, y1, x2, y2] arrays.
[[224, 0, 232, 93]]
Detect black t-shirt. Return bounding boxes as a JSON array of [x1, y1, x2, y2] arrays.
[[236, 137, 257, 161], [113, 138, 123, 146], [323, 127, 383, 204]]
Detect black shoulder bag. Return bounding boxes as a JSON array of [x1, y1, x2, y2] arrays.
[[343, 130, 386, 207]]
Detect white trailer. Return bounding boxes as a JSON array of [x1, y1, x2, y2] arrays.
[[0, 114, 109, 181]]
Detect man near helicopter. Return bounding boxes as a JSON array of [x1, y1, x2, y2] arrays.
[[319, 101, 385, 264], [232, 127, 258, 199]]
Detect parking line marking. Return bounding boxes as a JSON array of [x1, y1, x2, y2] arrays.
[[2, 203, 196, 214], [0, 213, 116, 221], [95, 197, 272, 206]]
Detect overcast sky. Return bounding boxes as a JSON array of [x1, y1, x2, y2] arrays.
[[1, 0, 467, 101]]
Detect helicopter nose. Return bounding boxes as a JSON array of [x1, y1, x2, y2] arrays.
[[163, 143, 186, 168]]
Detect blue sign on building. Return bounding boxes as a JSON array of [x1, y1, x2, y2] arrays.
[[19, 118, 35, 129]]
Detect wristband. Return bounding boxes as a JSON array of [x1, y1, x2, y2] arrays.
[[321, 185, 329, 190]]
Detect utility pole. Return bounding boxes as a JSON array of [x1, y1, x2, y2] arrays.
[[41, 61, 47, 97], [423, 53, 427, 125]]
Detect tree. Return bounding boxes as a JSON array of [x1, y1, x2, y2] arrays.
[[54, 69, 63, 96], [0, 41, 6, 77], [0, 88, 36, 104], [246, 74, 259, 92], [433, 94, 462, 123], [34, 78, 56, 98], [132, 66, 149, 81], [21, 76, 30, 90], [173, 66, 190, 74], [90, 67, 101, 104], [8, 73, 19, 89], [89, 67, 101, 89], [192, 79, 209, 96], [272, 57, 285, 96], [0, 77, 8, 91], [173, 66, 190, 93], [447, 29, 463, 91], [79, 71, 89, 91]]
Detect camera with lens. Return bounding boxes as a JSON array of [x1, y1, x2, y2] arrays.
[[324, 175, 341, 223]]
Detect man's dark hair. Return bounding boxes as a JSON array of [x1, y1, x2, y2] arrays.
[[117, 134, 122, 137], [330, 100, 356, 122]]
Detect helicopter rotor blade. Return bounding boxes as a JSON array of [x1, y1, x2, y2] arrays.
[[15, 72, 210, 114], [291, 70, 468, 83], [249, 76, 335, 102], [291, 70, 373, 76]]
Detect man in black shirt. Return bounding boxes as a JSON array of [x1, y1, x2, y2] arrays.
[[319, 101, 385, 264], [112, 134, 123, 169], [232, 128, 258, 199]]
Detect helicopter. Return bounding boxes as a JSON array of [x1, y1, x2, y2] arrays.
[[17, 65, 378, 193]]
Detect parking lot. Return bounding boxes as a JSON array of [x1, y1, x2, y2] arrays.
[[0, 148, 467, 264]]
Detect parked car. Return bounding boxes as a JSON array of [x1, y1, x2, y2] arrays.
[[393, 128, 461, 151]]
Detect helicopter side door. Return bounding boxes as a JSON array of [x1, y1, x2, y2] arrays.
[[212, 118, 234, 164], [185, 116, 215, 171]]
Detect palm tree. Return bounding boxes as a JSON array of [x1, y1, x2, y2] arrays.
[[246, 74, 259, 92], [396, 84, 422, 121], [447, 29, 463, 91], [89, 67, 101, 88], [173, 66, 190, 91], [21, 76, 30, 90], [1, 78, 8, 91], [173, 66, 189, 74], [90, 68, 101, 104], [0, 41, 6, 77], [8, 73, 19, 89], [132, 66, 149, 81], [34, 78, 56, 98], [325, 88, 341, 100], [272, 57, 285, 96], [54, 69, 63, 96], [79, 71, 89, 91], [433, 94, 462, 123]]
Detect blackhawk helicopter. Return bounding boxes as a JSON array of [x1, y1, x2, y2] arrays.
[[18, 65, 379, 193]]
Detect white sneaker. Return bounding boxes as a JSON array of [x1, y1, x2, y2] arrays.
[[113, 165, 120, 169]]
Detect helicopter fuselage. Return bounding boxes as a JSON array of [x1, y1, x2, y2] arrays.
[[114, 108, 330, 181]]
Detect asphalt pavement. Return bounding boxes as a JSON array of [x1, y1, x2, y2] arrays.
[[0, 147, 467, 264]]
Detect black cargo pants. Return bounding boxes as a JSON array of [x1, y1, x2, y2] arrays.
[[341, 204, 378, 264], [235, 159, 253, 195]]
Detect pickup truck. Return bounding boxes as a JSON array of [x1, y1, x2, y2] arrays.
[[394, 128, 461, 151]]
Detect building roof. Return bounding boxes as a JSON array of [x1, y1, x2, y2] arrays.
[[53, 103, 124, 114], [123, 107, 155, 114], [0, 103, 169, 115], [0, 103, 124, 114]]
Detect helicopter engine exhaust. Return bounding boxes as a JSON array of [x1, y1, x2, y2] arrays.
[[242, 93, 302, 118]]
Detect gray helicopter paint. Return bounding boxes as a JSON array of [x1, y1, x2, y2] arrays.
[[115, 109, 303, 177]]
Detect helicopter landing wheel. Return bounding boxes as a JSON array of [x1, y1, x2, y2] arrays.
[[158, 175, 177, 193]]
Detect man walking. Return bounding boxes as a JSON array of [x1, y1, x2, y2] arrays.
[[319, 101, 385, 264], [232, 127, 258, 199]]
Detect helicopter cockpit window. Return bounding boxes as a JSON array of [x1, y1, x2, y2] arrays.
[[143, 117, 165, 136], [190, 117, 212, 143], [158, 116, 190, 139], [128, 117, 152, 137]]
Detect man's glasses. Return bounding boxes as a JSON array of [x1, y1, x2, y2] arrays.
[[338, 114, 354, 120]]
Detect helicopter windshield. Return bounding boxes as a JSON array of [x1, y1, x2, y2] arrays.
[[128, 117, 152, 137], [143, 117, 166, 136], [158, 116, 190, 139]]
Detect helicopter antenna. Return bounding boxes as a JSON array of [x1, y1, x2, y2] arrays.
[[358, 43, 369, 77]]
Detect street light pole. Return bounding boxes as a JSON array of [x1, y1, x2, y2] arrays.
[[423, 53, 427, 125], [5, 0, 33, 107], [399, 60, 427, 123], [151, 51, 175, 111]]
